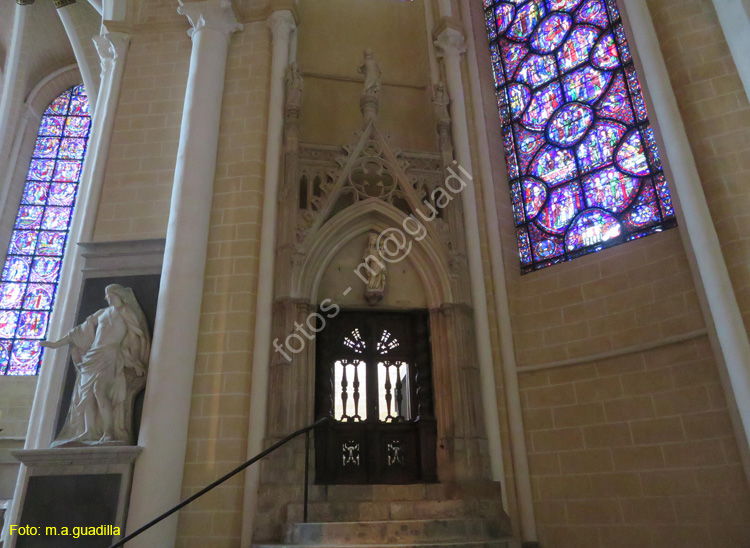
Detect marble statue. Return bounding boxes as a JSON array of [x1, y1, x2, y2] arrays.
[[359, 48, 381, 96], [364, 233, 387, 305], [42, 285, 151, 447]]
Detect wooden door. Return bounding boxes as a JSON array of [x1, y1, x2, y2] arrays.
[[314, 310, 437, 484]]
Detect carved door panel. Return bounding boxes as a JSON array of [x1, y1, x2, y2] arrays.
[[315, 310, 437, 484]]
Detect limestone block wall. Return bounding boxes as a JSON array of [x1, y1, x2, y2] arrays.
[[646, 0, 750, 335], [92, 25, 189, 240], [174, 19, 270, 548], [0, 378, 36, 439], [471, 0, 750, 545]]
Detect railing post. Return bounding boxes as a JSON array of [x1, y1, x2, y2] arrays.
[[304, 429, 310, 523]]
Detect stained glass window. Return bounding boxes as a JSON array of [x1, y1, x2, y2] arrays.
[[0, 85, 90, 375], [483, 0, 676, 272]]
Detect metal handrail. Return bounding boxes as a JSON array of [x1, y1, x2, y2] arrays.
[[108, 417, 327, 548]]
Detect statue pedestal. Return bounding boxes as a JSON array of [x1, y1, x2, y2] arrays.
[[8, 446, 141, 548]]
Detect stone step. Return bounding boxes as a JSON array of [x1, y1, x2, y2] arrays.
[[288, 498, 505, 524], [253, 542, 511, 548], [284, 519, 502, 545]]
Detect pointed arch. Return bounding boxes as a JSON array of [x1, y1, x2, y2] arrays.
[[298, 198, 455, 308]]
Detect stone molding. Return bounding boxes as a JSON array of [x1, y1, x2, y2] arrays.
[[78, 238, 166, 277], [93, 29, 131, 78], [266, 9, 296, 42], [12, 447, 142, 468], [433, 25, 467, 59], [178, 0, 243, 39]]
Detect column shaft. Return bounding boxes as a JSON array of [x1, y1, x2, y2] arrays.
[[126, 3, 240, 546], [241, 10, 296, 547], [435, 28, 505, 484], [459, 0, 538, 541]]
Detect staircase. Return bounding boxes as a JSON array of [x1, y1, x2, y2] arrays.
[[254, 518, 511, 547], [253, 483, 512, 548]]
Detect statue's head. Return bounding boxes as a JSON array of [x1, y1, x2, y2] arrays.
[[105, 284, 129, 307], [363, 47, 373, 58]]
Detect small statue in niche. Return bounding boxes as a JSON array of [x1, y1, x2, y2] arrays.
[[42, 285, 151, 447], [359, 47, 381, 97], [363, 232, 387, 305], [285, 61, 304, 112]]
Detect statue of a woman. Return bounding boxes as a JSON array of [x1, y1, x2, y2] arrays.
[[42, 285, 151, 447]]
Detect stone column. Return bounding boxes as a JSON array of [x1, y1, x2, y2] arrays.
[[433, 22, 505, 484], [56, 3, 98, 113], [241, 10, 296, 546], [125, 2, 241, 547], [459, 0, 538, 541]]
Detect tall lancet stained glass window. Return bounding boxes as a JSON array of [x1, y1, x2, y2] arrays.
[[0, 85, 91, 375], [482, 0, 676, 272]]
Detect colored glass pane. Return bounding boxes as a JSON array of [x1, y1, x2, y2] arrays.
[[0, 284, 25, 309], [522, 82, 563, 130], [517, 228, 533, 265], [547, 0, 583, 10], [9, 231, 37, 256], [8, 341, 42, 375], [508, 0, 545, 40], [537, 181, 582, 233], [500, 39, 528, 76], [616, 130, 650, 176], [576, 0, 608, 27], [39, 117, 65, 136], [576, 120, 626, 173], [482, 0, 676, 271], [508, 83, 532, 118], [514, 124, 546, 171], [496, 3, 516, 33], [0, 311, 19, 338], [28, 160, 55, 181], [558, 26, 599, 72], [24, 284, 55, 310], [0, 85, 90, 375], [2, 257, 31, 282], [531, 14, 572, 53], [596, 73, 634, 124], [582, 167, 640, 212], [511, 181, 526, 225], [37, 233, 66, 256], [565, 209, 621, 250], [563, 65, 611, 103], [530, 145, 578, 185], [22, 183, 49, 205], [523, 178, 548, 219], [517, 54, 558, 87], [546, 102, 594, 146], [49, 183, 77, 206], [592, 31, 620, 69]]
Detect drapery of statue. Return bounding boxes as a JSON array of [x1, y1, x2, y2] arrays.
[[364, 232, 387, 305], [359, 47, 381, 125], [42, 285, 151, 448]]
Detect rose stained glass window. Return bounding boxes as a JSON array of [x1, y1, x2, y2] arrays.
[[0, 85, 90, 375], [483, 0, 676, 272]]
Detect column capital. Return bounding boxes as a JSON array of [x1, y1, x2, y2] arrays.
[[93, 29, 130, 76], [266, 9, 296, 42], [178, 0, 243, 40], [433, 24, 466, 59]]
